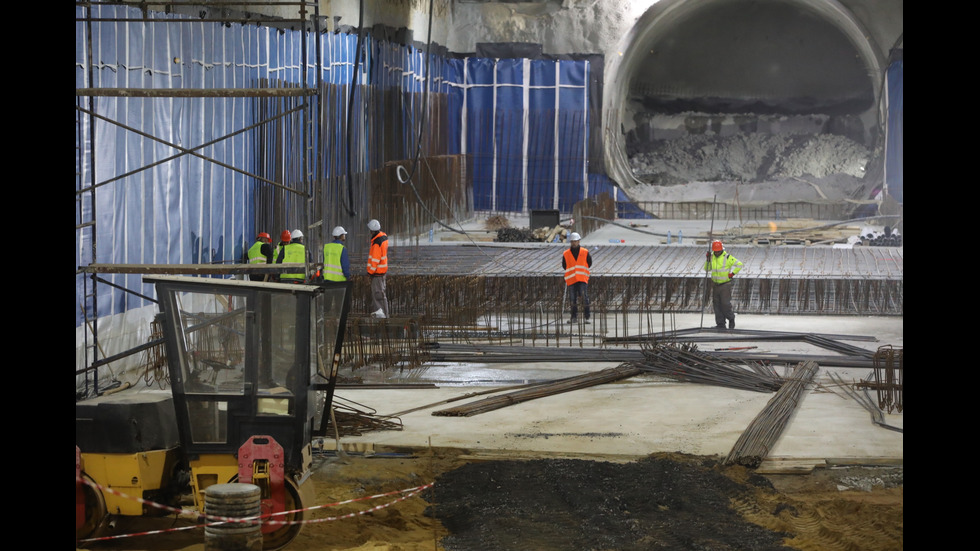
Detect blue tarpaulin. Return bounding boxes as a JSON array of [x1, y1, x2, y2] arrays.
[[76, 3, 623, 327]]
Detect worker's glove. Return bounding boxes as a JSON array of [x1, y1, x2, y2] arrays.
[[728, 272, 735, 279], [706, 251, 711, 260]]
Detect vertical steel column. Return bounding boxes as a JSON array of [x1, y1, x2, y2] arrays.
[[83, 6, 100, 395]]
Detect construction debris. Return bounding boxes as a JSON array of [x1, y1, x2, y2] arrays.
[[484, 215, 511, 230], [495, 227, 537, 242], [494, 224, 572, 243]]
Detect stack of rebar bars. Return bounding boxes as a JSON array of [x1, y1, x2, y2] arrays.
[[723, 360, 818, 467], [630, 342, 783, 393], [431, 364, 644, 417]]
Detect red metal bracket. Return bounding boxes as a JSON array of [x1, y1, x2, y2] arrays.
[[237, 435, 287, 534]]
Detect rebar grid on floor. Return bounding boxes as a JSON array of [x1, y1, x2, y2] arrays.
[[345, 274, 901, 346], [341, 317, 430, 371]]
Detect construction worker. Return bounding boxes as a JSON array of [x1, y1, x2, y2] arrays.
[[245, 232, 273, 281], [270, 230, 291, 283], [366, 219, 389, 318], [278, 229, 309, 284], [321, 226, 351, 282], [562, 232, 592, 324], [703, 240, 743, 330]]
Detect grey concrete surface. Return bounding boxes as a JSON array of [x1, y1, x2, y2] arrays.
[[328, 313, 903, 463]]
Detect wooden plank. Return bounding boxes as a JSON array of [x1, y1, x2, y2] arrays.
[[755, 458, 827, 474]]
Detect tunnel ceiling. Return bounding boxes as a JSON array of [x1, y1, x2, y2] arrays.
[[630, 0, 874, 115]]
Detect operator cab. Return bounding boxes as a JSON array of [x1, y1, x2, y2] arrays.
[[146, 275, 350, 472]]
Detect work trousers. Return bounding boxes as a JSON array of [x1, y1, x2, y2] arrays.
[[712, 281, 735, 328], [567, 281, 590, 320], [370, 274, 389, 317]]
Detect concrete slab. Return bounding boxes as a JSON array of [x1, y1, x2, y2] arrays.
[[327, 313, 903, 464]]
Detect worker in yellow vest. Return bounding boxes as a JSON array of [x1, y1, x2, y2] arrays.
[[271, 230, 291, 281], [245, 232, 273, 281], [702, 240, 743, 330], [562, 232, 592, 324], [321, 226, 351, 282], [277, 229, 309, 284]]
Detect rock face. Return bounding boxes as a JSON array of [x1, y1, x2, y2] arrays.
[[630, 132, 869, 185], [619, 110, 876, 204]]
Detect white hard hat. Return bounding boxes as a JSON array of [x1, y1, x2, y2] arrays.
[[290, 229, 304, 239], [332, 226, 347, 237], [569, 232, 582, 241], [367, 219, 381, 232]]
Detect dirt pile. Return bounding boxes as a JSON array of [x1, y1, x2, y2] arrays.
[[428, 454, 790, 550], [81, 451, 902, 551]]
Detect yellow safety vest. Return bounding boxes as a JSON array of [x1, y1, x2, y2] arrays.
[[279, 243, 306, 282], [704, 252, 743, 284], [247, 241, 269, 264], [322, 242, 347, 282]]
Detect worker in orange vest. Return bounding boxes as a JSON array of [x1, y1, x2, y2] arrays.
[[366, 219, 389, 318], [562, 232, 592, 324]]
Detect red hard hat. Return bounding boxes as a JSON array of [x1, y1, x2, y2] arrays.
[[257, 232, 271, 241], [280, 230, 291, 243], [711, 240, 723, 252]]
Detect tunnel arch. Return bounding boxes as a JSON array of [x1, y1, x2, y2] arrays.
[[603, 0, 885, 193]]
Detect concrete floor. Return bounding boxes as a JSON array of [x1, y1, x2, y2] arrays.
[[331, 216, 902, 465], [328, 312, 902, 464]]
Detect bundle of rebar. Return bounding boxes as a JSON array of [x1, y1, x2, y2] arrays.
[[325, 397, 404, 436], [871, 345, 903, 413], [630, 342, 783, 393], [431, 364, 644, 417], [723, 360, 818, 467]]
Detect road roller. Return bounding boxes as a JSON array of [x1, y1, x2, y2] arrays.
[[76, 275, 351, 549]]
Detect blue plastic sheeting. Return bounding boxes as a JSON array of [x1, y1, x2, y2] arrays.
[[461, 58, 595, 212], [75, 4, 336, 326], [884, 58, 903, 203], [76, 3, 622, 328]]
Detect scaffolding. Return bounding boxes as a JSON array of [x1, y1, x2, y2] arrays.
[[76, 1, 322, 396]]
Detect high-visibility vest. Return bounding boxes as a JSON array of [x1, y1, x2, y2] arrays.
[[367, 232, 388, 275], [563, 247, 590, 286], [279, 242, 306, 282], [322, 242, 347, 282], [247, 241, 269, 264], [703, 252, 743, 284]]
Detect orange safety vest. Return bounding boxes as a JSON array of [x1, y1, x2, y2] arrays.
[[563, 247, 590, 286], [367, 231, 389, 275]]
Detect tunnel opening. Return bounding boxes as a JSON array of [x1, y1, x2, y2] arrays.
[[616, 0, 882, 203]]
